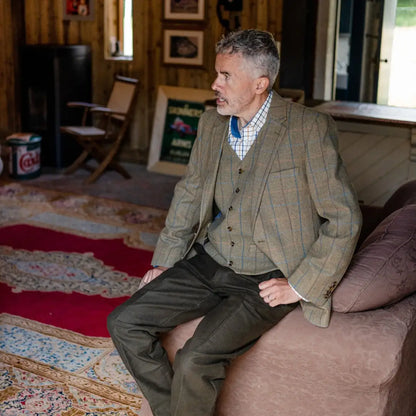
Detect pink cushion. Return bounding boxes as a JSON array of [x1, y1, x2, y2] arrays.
[[333, 204, 416, 313], [382, 180, 416, 217]]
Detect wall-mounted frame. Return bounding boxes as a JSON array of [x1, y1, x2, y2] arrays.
[[147, 85, 215, 176], [164, 0, 205, 21], [163, 29, 204, 67], [63, 0, 95, 21]]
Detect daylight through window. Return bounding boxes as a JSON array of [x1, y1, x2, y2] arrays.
[[104, 0, 133, 59]]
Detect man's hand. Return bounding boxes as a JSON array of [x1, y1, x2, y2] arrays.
[[259, 278, 301, 306], [139, 266, 168, 289]]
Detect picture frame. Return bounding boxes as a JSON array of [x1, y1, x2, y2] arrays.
[[164, 0, 205, 21], [63, 0, 95, 21], [163, 29, 204, 67], [147, 85, 215, 176]]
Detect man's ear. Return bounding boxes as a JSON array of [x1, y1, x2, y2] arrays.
[[255, 76, 270, 94]]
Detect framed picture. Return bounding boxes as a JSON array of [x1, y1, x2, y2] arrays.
[[63, 0, 94, 21], [163, 29, 204, 67], [164, 0, 205, 21], [147, 85, 215, 176]]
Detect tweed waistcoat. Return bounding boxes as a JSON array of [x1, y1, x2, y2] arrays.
[[204, 141, 277, 274]]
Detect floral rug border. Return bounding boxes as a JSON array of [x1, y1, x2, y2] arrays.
[[0, 183, 166, 250], [0, 313, 142, 410]]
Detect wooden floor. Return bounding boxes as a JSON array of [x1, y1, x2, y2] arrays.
[[0, 162, 179, 211]]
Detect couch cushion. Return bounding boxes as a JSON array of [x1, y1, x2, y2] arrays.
[[333, 204, 416, 313], [382, 180, 416, 217]]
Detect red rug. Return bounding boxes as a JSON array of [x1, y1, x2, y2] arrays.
[[0, 225, 153, 337], [0, 183, 166, 337], [0, 183, 165, 414]]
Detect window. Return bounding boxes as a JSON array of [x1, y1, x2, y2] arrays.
[[104, 0, 133, 59], [386, 0, 416, 107]]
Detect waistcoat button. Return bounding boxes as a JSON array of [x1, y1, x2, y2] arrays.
[[227, 226, 232, 231], [235, 187, 240, 193]]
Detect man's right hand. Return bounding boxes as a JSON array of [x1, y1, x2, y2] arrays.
[[139, 266, 168, 289]]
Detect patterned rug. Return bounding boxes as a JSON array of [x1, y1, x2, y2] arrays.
[[0, 182, 167, 415], [0, 314, 142, 415], [0, 182, 166, 250]]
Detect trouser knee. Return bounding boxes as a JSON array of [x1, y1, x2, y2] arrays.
[[107, 304, 156, 351], [174, 345, 226, 381], [174, 348, 197, 376], [107, 307, 121, 339], [107, 304, 132, 342]]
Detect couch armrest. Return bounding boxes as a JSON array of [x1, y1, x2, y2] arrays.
[[161, 293, 416, 416]]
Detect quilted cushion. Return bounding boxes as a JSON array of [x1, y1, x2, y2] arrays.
[[382, 180, 416, 217], [333, 204, 416, 313]]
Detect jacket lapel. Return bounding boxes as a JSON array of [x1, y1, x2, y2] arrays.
[[199, 115, 228, 225], [250, 94, 288, 224]]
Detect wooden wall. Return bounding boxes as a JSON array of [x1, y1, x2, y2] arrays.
[[337, 122, 416, 206], [0, 0, 284, 162], [0, 1, 24, 139]]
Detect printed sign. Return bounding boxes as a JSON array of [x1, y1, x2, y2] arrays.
[[147, 85, 214, 176], [160, 99, 205, 165]]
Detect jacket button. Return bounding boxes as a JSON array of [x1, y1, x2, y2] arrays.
[[228, 206, 233, 211], [238, 168, 244, 174], [231, 241, 235, 246], [235, 187, 240, 193], [228, 261, 233, 266], [227, 226, 232, 231]]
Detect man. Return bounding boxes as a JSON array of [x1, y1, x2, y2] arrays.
[[108, 29, 362, 416]]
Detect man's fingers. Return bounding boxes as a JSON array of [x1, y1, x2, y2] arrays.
[[258, 278, 301, 306], [140, 267, 168, 288]]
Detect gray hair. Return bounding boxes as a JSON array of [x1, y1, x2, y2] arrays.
[[215, 29, 280, 91]]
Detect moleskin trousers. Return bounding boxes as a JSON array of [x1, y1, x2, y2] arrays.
[[107, 245, 298, 416]]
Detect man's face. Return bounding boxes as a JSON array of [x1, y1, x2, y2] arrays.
[[211, 53, 261, 123]]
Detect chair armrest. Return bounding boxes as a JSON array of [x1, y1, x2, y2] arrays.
[[90, 106, 127, 117], [67, 101, 103, 109], [66, 102, 106, 126]]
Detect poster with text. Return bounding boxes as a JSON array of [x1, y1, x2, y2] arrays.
[[160, 99, 205, 165]]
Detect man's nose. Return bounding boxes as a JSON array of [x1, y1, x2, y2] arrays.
[[211, 75, 221, 91]]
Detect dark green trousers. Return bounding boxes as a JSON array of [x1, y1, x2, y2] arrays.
[[108, 245, 297, 416]]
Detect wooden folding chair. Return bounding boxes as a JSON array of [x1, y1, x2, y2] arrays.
[[60, 75, 139, 184]]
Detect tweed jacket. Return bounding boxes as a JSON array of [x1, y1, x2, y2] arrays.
[[152, 93, 362, 327]]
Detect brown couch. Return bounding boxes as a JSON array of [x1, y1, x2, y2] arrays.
[[142, 181, 416, 416]]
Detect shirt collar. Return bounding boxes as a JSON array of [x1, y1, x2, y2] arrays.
[[229, 90, 273, 139]]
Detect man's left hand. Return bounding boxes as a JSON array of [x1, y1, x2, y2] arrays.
[[259, 278, 301, 306]]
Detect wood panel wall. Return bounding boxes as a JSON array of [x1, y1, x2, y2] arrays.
[[0, 0, 24, 139], [0, 0, 284, 162], [337, 122, 416, 206]]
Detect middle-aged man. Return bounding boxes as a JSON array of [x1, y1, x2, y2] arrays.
[[108, 29, 362, 416]]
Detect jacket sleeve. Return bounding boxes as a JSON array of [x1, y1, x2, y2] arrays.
[[151, 114, 207, 267], [286, 112, 362, 307]]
